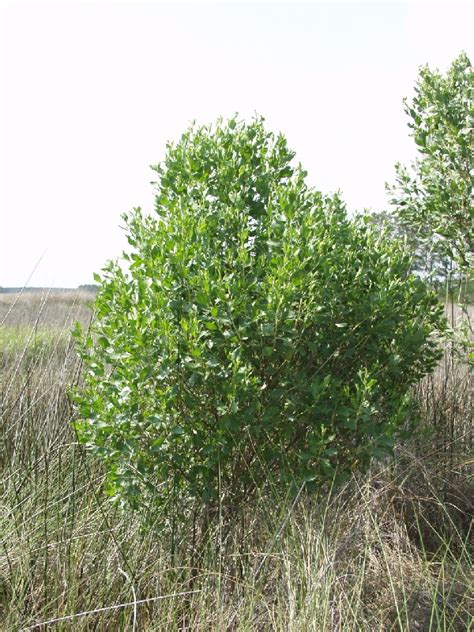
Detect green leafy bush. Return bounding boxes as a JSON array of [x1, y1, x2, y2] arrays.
[[73, 117, 444, 522], [388, 52, 473, 271]]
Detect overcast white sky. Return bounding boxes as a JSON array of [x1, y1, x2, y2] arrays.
[[1, 0, 473, 288]]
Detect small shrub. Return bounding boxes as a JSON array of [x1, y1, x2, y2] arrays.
[[73, 117, 444, 524]]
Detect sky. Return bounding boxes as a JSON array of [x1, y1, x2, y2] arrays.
[[1, 0, 473, 288]]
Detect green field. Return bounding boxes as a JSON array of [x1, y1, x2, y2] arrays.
[[0, 291, 472, 630]]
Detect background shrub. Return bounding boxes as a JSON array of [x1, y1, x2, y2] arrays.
[[73, 117, 444, 525]]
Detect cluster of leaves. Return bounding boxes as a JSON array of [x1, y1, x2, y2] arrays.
[[386, 52, 473, 363], [73, 117, 444, 524], [366, 210, 452, 282], [387, 52, 473, 272]]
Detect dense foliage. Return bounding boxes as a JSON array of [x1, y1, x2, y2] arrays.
[[73, 117, 444, 522], [387, 52, 473, 272]]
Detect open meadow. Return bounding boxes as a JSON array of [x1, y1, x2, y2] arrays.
[[0, 290, 472, 631]]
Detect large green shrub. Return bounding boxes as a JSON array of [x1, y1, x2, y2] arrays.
[[73, 117, 444, 521]]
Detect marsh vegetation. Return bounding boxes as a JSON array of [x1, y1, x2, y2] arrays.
[[0, 287, 472, 631], [1, 53, 472, 631]]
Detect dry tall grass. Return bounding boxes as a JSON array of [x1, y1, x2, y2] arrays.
[[0, 291, 472, 630]]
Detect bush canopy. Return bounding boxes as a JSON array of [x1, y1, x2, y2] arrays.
[[73, 117, 444, 522]]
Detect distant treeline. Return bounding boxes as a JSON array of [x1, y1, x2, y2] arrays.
[[0, 285, 98, 294]]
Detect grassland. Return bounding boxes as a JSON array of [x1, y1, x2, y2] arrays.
[[0, 291, 472, 630]]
